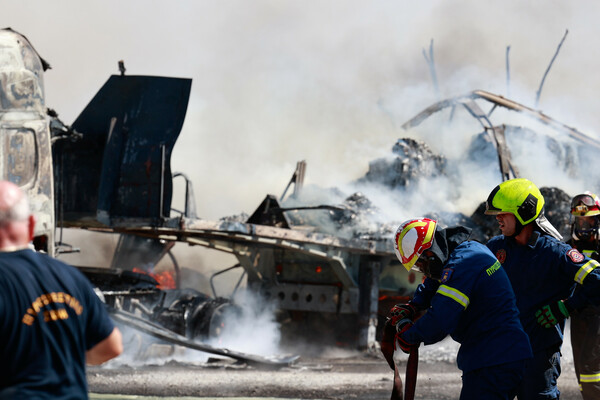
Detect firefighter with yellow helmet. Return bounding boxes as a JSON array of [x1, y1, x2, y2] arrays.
[[485, 179, 600, 400], [568, 192, 600, 399], [382, 217, 531, 399]]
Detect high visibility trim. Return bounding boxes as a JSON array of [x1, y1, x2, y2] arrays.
[[574, 260, 600, 284], [580, 372, 600, 383], [583, 250, 595, 257], [437, 285, 470, 309], [423, 222, 435, 245]]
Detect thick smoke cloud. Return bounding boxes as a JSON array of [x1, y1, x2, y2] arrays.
[[3, 2, 600, 275]]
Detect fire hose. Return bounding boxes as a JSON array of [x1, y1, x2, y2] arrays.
[[390, 346, 418, 400], [391, 362, 403, 400], [382, 320, 419, 400]]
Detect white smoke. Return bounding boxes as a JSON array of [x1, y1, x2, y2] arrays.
[[105, 325, 211, 368], [104, 288, 282, 367], [5, 1, 600, 223], [207, 289, 282, 357]]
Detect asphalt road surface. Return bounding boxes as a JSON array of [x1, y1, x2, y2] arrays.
[[88, 333, 581, 400]]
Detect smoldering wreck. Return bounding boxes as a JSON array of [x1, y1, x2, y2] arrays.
[[2, 27, 599, 371]]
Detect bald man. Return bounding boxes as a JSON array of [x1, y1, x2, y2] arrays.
[[0, 181, 122, 399]]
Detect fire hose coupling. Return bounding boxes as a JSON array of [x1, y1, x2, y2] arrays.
[[535, 299, 570, 328]]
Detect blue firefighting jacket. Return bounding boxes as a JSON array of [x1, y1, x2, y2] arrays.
[[487, 231, 600, 353], [402, 240, 532, 373]]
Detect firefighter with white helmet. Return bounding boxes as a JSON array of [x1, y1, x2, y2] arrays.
[[568, 192, 600, 399], [570, 192, 600, 244], [382, 217, 532, 400], [485, 178, 600, 400]]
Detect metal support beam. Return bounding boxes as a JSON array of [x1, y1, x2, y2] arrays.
[[357, 260, 380, 351]]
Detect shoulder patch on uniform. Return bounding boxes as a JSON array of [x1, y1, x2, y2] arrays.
[[440, 268, 453, 283], [495, 249, 506, 264], [567, 248, 585, 263]]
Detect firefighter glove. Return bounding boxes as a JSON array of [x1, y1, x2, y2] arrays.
[[394, 318, 414, 354], [389, 303, 418, 326], [535, 300, 570, 328]]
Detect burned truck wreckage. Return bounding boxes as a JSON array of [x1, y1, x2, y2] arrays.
[[3, 28, 600, 366]]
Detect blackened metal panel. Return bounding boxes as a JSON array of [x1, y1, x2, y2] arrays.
[[53, 75, 191, 225], [247, 195, 291, 228], [110, 233, 174, 272]]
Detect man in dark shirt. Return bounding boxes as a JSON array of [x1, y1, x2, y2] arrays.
[[0, 180, 122, 399]]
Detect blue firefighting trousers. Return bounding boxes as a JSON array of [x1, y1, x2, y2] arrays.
[[460, 359, 526, 400]]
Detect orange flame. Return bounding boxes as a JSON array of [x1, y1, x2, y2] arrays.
[[132, 267, 176, 290]]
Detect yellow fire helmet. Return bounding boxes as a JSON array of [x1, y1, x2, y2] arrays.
[[571, 192, 600, 217], [394, 218, 437, 271], [484, 178, 544, 225]]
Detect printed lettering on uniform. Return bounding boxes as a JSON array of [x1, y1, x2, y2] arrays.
[[486, 260, 501, 276], [567, 248, 585, 263], [496, 249, 506, 264], [441, 268, 453, 283], [21, 292, 83, 326]]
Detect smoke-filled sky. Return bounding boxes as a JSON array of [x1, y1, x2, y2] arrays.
[[4, 1, 600, 220], [4, 1, 600, 277]]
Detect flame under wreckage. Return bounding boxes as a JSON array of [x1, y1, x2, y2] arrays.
[[3, 28, 600, 367]]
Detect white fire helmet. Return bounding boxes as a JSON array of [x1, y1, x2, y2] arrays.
[[394, 218, 437, 272]]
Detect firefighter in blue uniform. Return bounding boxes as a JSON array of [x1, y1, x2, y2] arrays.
[[484, 179, 600, 400], [567, 192, 600, 399], [382, 217, 532, 400]]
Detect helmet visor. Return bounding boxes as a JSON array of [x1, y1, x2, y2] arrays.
[[571, 194, 600, 216]]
